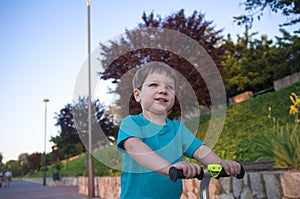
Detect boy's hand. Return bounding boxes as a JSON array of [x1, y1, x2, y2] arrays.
[[171, 161, 201, 179], [220, 160, 241, 177]]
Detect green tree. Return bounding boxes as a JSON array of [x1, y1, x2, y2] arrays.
[[5, 160, 20, 176], [221, 26, 276, 97], [272, 30, 300, 79], [235, 0, 300, 27], [53, 103, 85, 160], [50, 134, 83, 164], [0, 153, 3, 170], [18, 153, 29, 176]]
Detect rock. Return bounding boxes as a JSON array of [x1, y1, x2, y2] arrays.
[[217, 193, 234, 199], [249, 172, 266, 198], [240, 186, 254, 199], [281, 172, 300, 198], [219, 177, 231, 194], [263, 172, 280, 199], [232, 177, 243, 198]]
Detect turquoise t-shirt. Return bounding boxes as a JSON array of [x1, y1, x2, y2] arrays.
[[117, 114, 204, 199]]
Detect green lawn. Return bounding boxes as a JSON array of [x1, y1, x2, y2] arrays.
[[29, 81, 300, 177]]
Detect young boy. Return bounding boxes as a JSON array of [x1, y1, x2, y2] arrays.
[[117, 61, 241, 199]]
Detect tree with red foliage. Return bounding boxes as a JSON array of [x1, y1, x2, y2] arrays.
[[99, 9, 226, 119], [26, 152, 42, 171]]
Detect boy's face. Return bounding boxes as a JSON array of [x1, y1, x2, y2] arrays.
[[134, 72, 175, 118]]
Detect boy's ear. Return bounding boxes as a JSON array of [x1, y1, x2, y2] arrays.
[[133, 88, 141, 102]]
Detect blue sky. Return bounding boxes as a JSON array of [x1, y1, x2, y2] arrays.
[[0, 0, 296, 163]]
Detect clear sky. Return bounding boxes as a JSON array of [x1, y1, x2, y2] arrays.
[[0, 0, 296, 163]]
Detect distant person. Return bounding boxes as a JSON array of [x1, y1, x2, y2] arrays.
[[4, 170, 12, 187], [0, 171, 3, 187]]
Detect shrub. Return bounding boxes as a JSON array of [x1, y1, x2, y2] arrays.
[[251, 123, 300, 169]]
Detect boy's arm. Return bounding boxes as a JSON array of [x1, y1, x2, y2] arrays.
[[123, 137, 171, 175], [123, 137, 201, 177], [193, 145, 241, 176]]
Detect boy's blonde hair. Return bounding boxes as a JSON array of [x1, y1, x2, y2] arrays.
[[132, 61, 178, 90]]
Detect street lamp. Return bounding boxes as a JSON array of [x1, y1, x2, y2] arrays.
[[87, 0, 95, 197], [43, 98, 49, 186]]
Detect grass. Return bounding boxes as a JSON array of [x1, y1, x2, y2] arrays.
[[29, 150, 122, 178], [197, 81, 300, 161], [28, 81, 300, 177]]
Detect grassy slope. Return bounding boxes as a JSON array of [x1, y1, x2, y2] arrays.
[[29, 81, 300, 177], [197, 81, 300, 161]]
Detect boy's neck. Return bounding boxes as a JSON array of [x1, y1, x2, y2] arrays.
[[142, 111, 167, 125]]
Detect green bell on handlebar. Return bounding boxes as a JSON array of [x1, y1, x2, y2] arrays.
[[207, 164, 222, 178]]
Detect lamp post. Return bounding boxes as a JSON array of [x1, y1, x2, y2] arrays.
[[43, 98, 49, 186], [87, 0, 95, 197]]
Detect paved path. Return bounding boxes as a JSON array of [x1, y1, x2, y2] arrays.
[[0, 179, 87, 199]]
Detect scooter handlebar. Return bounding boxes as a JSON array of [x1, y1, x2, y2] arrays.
[[169, 164, 245, 182]]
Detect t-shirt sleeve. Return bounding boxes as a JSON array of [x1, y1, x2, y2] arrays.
[[116, 116, 143, 151], [180, 122, 204, 158]]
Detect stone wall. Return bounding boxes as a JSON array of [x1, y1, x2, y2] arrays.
[[274, 71, 300, 91], [78, 176, 120, 198], [199, 171, 300, 199], [22, 177, 78, 186], [78, 171, 300, 199]]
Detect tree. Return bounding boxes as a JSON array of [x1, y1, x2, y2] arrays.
[[72, 97, 117, 148], [0, 153, 3, 169], [272, 30, 300, 79], [18, 153, 29, 176], [5, 160, 20, 176], [235, 0, 300, 27], [53, 97, 118, 158], [26, 152, 42, 172], [221, 23, 300, 98], [221, 26, 277, 97], [50, 135, 78, 162], [99, 9, 226, 118], [55, 103, 80, 145]]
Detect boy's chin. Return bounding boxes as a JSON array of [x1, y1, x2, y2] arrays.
[[147, 108, 167, 116], [146, 105, 173, 116]]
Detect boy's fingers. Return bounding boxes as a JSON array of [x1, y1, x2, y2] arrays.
[[178, 162, 199, 178], [229, 162, 240, 176], [188, 164, 201, 178], [221, 160, 234, 175], [233, 163, 241, 176], [173, 161, 201, 179], [222, 161, 241, 176]]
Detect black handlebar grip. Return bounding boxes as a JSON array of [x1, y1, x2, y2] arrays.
[[169, 167, 204, 182], [169, 165, 245, 182], [215, 165, 245, 179]]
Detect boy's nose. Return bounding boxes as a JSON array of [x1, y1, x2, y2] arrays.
[[158, 85, 168, 93]]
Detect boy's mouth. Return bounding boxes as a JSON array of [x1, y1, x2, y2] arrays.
[[155, 98, 168, 102]]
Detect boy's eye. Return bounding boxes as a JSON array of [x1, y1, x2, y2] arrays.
[[149, 83, 159, 87], [143, 82, 175, 93], [166, 85, 174, 90]]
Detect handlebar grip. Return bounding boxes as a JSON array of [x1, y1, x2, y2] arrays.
[[215, 165, 245, 179], [169, 165, 245, 182], [169, 167, 204, 182]]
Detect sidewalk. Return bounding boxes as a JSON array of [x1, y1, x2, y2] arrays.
[[0, 179, 88, 199]]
